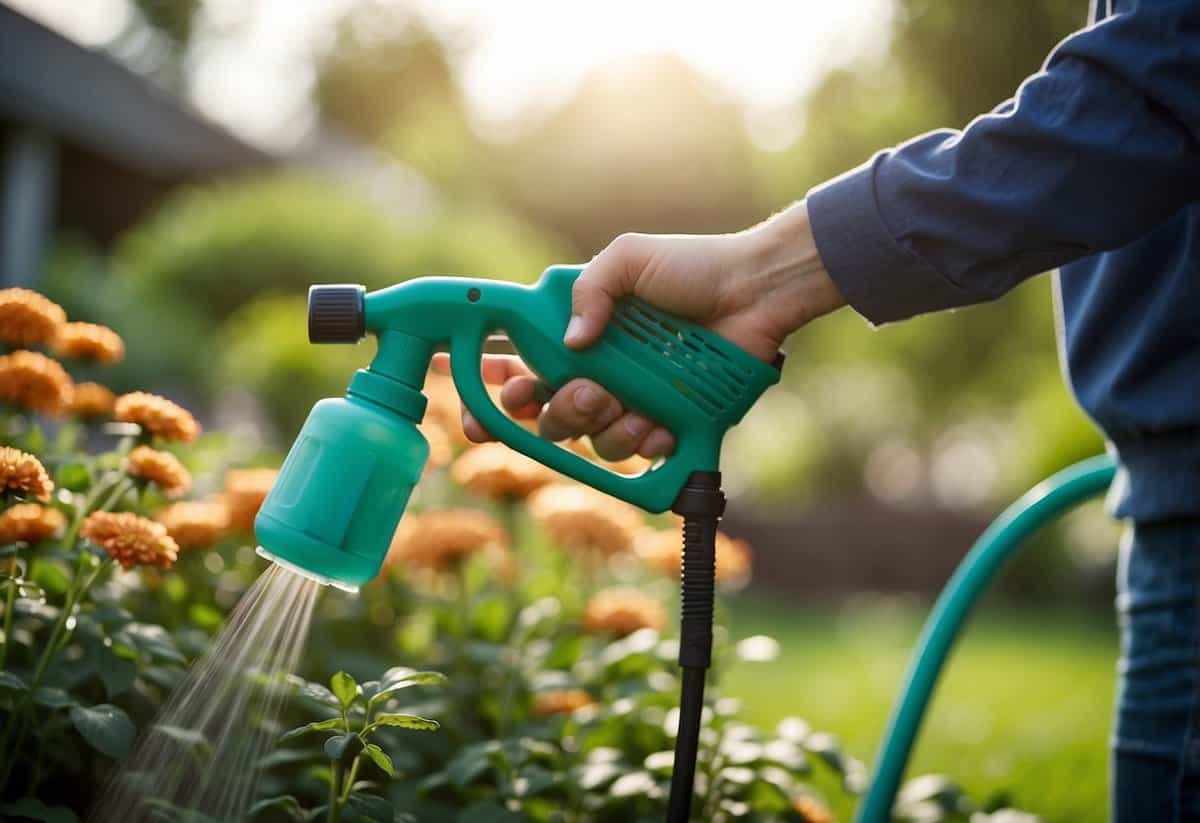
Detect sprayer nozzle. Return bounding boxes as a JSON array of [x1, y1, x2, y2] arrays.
[[255, 546, 360, 594]]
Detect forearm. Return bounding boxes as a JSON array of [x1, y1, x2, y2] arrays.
[[807, 0, 1200, 324], [727, 202, 847, 336]]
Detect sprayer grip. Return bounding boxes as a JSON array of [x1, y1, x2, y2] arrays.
[[308, 284, 366, 343]]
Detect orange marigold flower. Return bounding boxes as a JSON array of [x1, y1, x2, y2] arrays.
[[68, 382, 116, 419], [52, 321, 125, 364], [82, 511, 178, 570], [0, 503, 66, 544], [452, 442, 557, 499], [0, 447, 53, 501], [418, 421, 453, 470], [387, 508, 510, 575], [155, 499, 229, 550], [127, 445, 191, 498], [113, 391, 201, 443], [792, 796, 836, 823], [635, 525, 753, 589], [529, 483, 642, 556], [223, 468, 278, 532], [533, 689, 595, 717], [567, 437, 652, 475], [0, 350, 74, 415], [0, 288, 65, 347], [422, 371, 471, 449], [581, 587, 667, 637]]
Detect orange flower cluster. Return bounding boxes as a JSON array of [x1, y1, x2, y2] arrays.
[[636, 524, 753, 589], [792, 796, 835, 823], [532, 689, 594, 717], [529, 483, 642, 557], [0, 350, 74, 415], [0, 288, 66, 346], [53, 322, 125, 364], [156, 500, 229, 549], [82, 511, 178, 570], [418, 421, 453, 470], [422, 371, 471, 449], [452, 442, 557, 499], [581, 587, 667, 637], [114, 392, 201, 443], [0, 447, 53, 502], [0, 503, 66, 544], [127, 446, 191, 498], [223, 468, 278, 532], [388, 508, 510, 576], [68, 382, 116, 418]]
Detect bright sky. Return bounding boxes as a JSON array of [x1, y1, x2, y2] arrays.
[[8, 0, 894, 149]]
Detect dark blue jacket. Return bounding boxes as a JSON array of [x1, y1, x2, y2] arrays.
[[808, 0, 1200, 523]]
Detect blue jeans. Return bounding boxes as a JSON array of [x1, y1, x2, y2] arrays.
[[1114, 519, 1200, 822]]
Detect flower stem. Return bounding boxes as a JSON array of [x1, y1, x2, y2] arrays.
[[338, 755, 362, 804], [328, 760, 344, 823], [0, 553, 19, 670]]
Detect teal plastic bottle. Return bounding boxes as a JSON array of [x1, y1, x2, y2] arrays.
[[255, 391, 428, 592]]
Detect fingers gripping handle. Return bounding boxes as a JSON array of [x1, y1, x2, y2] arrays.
[[448, 332, 690, 513]]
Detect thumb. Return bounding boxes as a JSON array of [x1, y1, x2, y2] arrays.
[[565, 235, 640, 350]]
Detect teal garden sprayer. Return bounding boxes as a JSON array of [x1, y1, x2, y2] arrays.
[[254, 264, 783, 822], [254, 263, 1118, 821]]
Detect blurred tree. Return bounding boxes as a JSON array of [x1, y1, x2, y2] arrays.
[[486, 55, 764, 256]]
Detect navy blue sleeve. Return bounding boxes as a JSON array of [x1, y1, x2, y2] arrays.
[[806, 0, 1200, 324]]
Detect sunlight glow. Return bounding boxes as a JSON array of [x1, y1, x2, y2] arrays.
[[8, 0, 894, 150]]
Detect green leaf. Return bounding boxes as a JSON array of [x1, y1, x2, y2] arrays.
[[367, 673, 446, 713], [294, 679, 339, 708], [455, 800, 525, 823], [0, 796, 79, 823], [366, 713, 439, 734], [279, 717, 343, 742], [69, 703, 135, 758], [186, 603, 223, 631], [445, 742, 496, 787], [330, 670, 358, 710], [152, 724, 211, 753], [246, 795, 305, 821], [342, 792, 393, 823], [56, 462, 91, 492], [24, 424, 45, 455], [362, 742, 395, 777], [32, 686, 75, 708], [323, 733, 364, 763], [0, 670, 29, 692]]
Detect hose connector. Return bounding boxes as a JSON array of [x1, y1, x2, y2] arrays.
[[672, 471, 725, 669]]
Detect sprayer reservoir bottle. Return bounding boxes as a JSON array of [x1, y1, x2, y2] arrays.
[[255, 393, 429, 592]]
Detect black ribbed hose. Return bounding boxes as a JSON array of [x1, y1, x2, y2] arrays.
[[666, 471, 725, 823]]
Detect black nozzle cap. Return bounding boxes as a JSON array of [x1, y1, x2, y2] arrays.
[[308, 284, 366, 343]]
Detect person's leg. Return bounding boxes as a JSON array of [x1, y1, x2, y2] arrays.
[[1112, 519, 1200, 822]]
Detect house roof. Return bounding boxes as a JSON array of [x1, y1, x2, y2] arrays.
[[0, 3, 271, 177]]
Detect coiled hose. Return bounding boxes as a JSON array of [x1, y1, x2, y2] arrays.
[[855, 454, 1117, 823]]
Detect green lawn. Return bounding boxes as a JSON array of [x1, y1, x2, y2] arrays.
[[722, 595, 1117, 822]]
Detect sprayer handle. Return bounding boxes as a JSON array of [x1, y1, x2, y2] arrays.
[[364, 265, 781, 512]]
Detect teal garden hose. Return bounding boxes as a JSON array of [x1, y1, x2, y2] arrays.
[[856, 453, 1118, 823]]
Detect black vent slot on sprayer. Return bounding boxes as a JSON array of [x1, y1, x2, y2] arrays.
[[611, 300, 753, 419]]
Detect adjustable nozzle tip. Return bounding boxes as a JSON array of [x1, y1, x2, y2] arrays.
[[308, 284, 365, 343], [255, 546, 360, 594]]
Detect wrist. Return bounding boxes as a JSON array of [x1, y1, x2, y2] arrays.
[[730, 201, 845, 335]]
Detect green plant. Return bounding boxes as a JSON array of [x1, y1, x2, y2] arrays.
[[255, 668, 445, 823]]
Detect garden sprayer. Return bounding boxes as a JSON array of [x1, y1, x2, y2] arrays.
[[253, 264, 783, 822]]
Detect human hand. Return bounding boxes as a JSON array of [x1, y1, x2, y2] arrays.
[[442, 201, 844, 460]]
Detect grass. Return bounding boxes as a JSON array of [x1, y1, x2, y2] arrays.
[[721, 594, 1117, 822]]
